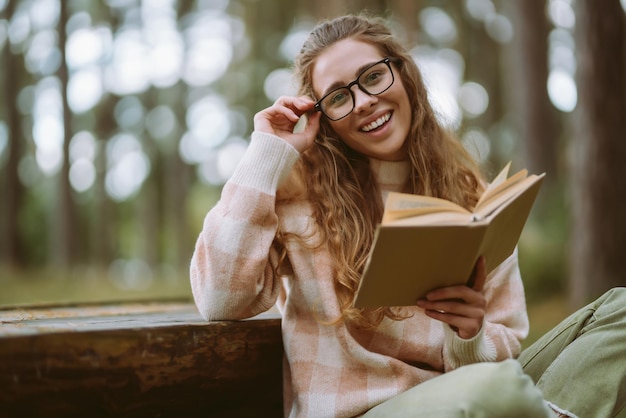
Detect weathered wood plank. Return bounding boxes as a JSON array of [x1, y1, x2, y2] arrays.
[[0, 303, 284, 418]]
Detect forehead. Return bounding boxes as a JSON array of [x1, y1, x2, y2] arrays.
[[311, 39, 385, 96]]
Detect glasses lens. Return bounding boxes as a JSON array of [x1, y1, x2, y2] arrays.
[[359, 62, 394, 95], [320, 88, 353, 120]]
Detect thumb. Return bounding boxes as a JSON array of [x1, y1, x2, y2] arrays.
[[304, 111, 321, 134]]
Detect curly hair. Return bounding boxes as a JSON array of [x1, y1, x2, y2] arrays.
[[276, 14, 485, 328]]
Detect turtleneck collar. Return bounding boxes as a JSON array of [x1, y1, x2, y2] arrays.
[[369, 158, 411, 200]]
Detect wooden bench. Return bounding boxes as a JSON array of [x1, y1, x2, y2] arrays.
[[0, 302, 284, 417]]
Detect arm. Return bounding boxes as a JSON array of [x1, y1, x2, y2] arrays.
[[190, 132, 299, 321], [191, 96, 321, 321]]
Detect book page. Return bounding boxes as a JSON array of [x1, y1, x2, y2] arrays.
[[385, 192, 466, 211], [474, 174, 541, 219], [484, 161, 511, 192], [382, 192, 469, 224], [384, 210, 482, 226], [475, 168, 529, 215]]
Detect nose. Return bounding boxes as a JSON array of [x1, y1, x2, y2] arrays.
[[351, 85, 377, 114]]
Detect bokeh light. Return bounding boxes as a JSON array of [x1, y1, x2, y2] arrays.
[[458, 81, 489, 118], [484, 14, 513, 44], [114, 96, 145, 131], [69, 131, 98, 196], [105, 133, 151, 201], [419, 7, 457, 45], [0, 121, 8, 167], [412, 46, 464, 130], [548, 0, 576, 29], [279, 27, 311, 61], [8, 6, 31, 48], [462, 128, 491, 163], [105, 28, 151, 95], [264, 68, 297, 102], [31, 76, 65, 176], [68, 68, 104, 113], [30, 0, 59, 30], [145, 105, 178, 143], [69, 158, 96, 193], [180, 95, 231, 164], [464, 0, 495, 22], [70, 131, 97, 163], [25, 29, 61, 75], [548, 70, 577, 112], [216, 138, 248, 180], [196, 137, 249, 186]]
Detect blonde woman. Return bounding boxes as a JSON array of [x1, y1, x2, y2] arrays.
[[191, 14, 625, 418]]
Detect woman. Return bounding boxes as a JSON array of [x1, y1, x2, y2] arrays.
[[190, 14, 625, 418]]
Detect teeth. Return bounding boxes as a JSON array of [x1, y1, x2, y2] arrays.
[[362, 113, 391, 132]]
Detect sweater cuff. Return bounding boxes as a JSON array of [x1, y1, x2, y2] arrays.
[[229, 131, 300, 195], [444, 323, 497, 367]]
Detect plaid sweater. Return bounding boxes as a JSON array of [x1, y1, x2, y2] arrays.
[[190, 132, 530, 418]]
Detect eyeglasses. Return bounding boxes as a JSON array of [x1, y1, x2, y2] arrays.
[[314, 57, 396, 121]]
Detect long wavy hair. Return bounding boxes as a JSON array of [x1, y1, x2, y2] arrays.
[[276, 14, 484, 328]]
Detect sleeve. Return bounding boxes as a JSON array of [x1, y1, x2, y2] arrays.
[[442, 248, 529, 370], [190, 131, 300, 321]]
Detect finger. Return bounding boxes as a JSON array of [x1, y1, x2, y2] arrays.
[[422, 308, 483, 338], [423, 282, 480, 302], [276, 96, 315, 115], [418, 299, 484, 319]]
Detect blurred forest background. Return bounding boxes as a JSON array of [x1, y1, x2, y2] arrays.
[[0, 0, 624, 340]]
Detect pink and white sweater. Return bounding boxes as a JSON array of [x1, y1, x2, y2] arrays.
[[190, 132, 530, 418]]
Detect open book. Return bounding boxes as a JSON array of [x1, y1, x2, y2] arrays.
[[353, 163, 545, 309]]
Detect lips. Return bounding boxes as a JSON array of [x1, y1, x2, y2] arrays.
[[360, 112, 392, 132]]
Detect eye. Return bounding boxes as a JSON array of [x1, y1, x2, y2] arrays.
[[325, 89, 350, 107], [362, 68, 385, 87]]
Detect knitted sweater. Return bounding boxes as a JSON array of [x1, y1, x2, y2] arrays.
[[190, 132, 530, 418]]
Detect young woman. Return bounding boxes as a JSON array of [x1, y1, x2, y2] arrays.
[[190, 14, 626, 418]]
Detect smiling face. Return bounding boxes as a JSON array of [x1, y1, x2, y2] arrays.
[[311, 39, 412, 161]]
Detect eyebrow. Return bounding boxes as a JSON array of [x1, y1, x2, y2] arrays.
[[320, 59, 383, 97]]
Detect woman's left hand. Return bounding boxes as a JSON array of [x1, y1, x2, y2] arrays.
[[416, 256, 487, 339]]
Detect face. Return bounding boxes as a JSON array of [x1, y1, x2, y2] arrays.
[[311, 39, 412, 161]]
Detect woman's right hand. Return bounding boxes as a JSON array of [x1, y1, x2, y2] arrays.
[[253, 96, 321, 153]]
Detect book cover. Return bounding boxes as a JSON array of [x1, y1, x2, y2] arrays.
[[353, 164, 545, 308]]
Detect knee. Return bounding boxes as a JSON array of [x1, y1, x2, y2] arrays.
[[595, 287, 626, 320], [468, 360, 533, 397], [463, 360, 551, 417], [605, 287, 626, 302]]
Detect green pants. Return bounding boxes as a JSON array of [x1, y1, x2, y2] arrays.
[[520, 287, 626, 418], [363, 287, 626, 418]]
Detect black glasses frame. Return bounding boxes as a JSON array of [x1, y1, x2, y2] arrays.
[[313, 57, 397, 121]]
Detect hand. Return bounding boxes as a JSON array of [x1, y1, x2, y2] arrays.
[[253, 96, 321, 153], [416, 256, 487, 339]]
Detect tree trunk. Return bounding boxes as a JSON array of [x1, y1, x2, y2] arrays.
[[390, 0, 419, 46], [54, 0, 78, 268], [570, 0, 626, 307], [1, 0, 25, 268], [509, 0, 559, 183]]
